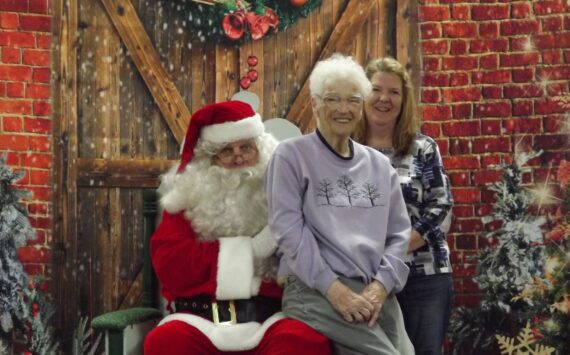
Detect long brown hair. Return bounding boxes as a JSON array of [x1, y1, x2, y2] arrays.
[[353, 57, 419, 156]]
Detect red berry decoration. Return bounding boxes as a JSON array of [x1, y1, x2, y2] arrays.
[[290, 0, 308, 7], [240, 76, 251, 89], [247, 69, 259, 82], [247, 55, 258, 67]]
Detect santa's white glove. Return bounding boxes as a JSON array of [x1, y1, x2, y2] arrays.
[[251, 226, 277, 260]]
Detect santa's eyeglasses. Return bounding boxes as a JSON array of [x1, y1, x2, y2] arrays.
[[214, 142, 258, 163]]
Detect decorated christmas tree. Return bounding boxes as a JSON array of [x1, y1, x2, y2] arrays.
[[448, 151, 547, 354], [0, 155, 58, 354]]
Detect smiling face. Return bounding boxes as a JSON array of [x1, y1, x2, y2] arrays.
[[364, 71, 403, 133], [312, 79, 364, 140]]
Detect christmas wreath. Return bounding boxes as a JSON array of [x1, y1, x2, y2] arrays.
[[180, 0, 323, 42]]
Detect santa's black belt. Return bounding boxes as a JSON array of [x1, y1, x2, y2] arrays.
[[175, 295, 281, 325]]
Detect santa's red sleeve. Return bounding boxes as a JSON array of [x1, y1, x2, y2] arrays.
[[150, 211, 259, 301]]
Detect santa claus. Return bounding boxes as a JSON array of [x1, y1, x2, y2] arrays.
[[144, 101, 331, 354]]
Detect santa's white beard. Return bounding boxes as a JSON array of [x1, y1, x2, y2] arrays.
[[161, 156, 268, 241]]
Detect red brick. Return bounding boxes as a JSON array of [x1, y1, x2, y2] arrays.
[[511, 2, 531, 18], [0, 32, 36, 48], [29, 136, 51, 152], [0, 134, 28, 150], [26, 83, 50, 99], [421, 105, 452, 121], [443, 156, 479, 170], [421, 122, 440, 137], [452, 103, 472, 118], [543, 50, 562, 64], [542, 16, 563, 31], [2, 47, 20, 63], [455, 234, 477, 249], [420, 23, 441, 39], [479, 22, 499, 38], [504, 118, 542, 134], [23, 49, 50, 66], [449, 139, 472, 155], [475, 204, 493, 216], [28, 202, 48, 214], [512, 100, 533, 116], [453, 206, 474, 218], [500, 20, 539, 36], [452, 188, 481, 204], [473, 102, 511, 117], [422, 72, 449, 87], [452, 264, 478, 278], [422, 57, 440, 71], [449, 172, 471, 186], [443, 56, 477, 70], [481, 120, 501, 135], [450, 40, 467, 55], [0, 0, 28, 11], [29, 0, 49, 14], [453, 217, 484, 233], [442, 121, 480, 137], [534, 1, 568, 15], [450, 72, 468, 86], [27, 229, 46, 244], [17, 246, 51, 264], [566, 16, 570, 30], [472, 137, 510, 153], [480, 155, 502, 168], [36, 34, 51, 49], [24, 117, 51, 133], [534, 134, 568, 150], [533, 34, 557, 49], [0, 12, 18, 29], [0, 65, 32, 81], [462, 278, 481, 293], [19, 15, 51, 32], [29, 169, 50, 186], [482, 86, 502, 99], [32, 67, 50, 83], [500, 53, 540, 67], [472, 70, 510, 84], [20, 153, 52, 169], [435, 139, 448, 155], [0, 99, 32, 114], [542, 151, 566, 165], [25, 186, 51, 200], [547, 82, 568, 96], [6, 82, 24, 97], [472, 4, 509, 20], [512, 68, 534, 82], [535, 99, 567, 114], [422, 40, 448, 55], [442, 87, 481, 103], [442, 23, 477, 38], [454, 294, 481, 308], [509, 37, 533, 51], [504, 84, 543, 98], [452, 5, 469, 20], [2, 116, 22, 132], [480, 54, 498, 69], [470, 39, 508, 53], [419, 6, 450, 21], [33, 100, 51, 116], [564, 50, 570, 63], [537, 66, 570, 80], [473, 170, 502, 185], [544, 115, 566, 132], [0, 82, 5, 96], [421, 88, 440, 103]]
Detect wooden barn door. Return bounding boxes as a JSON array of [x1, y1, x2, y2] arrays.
[[52, 0, 419, 348]]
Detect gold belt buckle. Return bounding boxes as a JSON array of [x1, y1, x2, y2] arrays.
[[212, 300, 237, 325]]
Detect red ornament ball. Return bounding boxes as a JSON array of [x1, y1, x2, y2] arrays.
[[290, 0, 308, 7], [247, 55, 258, 67], [247, 69, 259, 82], [240, 76, 251, 89]]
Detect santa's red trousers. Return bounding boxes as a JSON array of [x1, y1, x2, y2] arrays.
[[144, 318, 332, 355]]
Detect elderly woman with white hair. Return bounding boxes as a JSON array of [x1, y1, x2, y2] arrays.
[[265, 54, 415, 354]]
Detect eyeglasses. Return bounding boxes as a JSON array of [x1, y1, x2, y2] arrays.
[[214, 142, 258, 163], [316, 95, 364, 110]]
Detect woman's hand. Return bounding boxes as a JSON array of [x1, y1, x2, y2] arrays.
[[325, 280, 374, 324], [408, 229, 426, 252], [360, 280, 388, 327]]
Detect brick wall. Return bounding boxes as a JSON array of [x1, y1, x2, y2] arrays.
[[0, 0, 52, 279], [419, 0, 570, 307]]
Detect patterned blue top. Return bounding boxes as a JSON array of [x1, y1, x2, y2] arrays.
[[377, 133, 453, 275]]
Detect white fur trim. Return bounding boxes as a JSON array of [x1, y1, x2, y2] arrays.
[[158, 312, 285, 351], [250, 276, 261, 296], [201, 114, 264, 144], [217, 237, 255, 299]]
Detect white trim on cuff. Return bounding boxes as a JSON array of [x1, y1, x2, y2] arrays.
[[216, 237, 254, 300]]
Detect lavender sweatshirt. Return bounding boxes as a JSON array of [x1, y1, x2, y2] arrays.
[[265, 131, 411, 296]]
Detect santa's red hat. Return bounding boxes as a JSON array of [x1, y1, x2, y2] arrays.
[[178, 100, 264, 172]]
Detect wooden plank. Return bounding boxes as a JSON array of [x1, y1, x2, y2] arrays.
[[101, 0, 190, 144], [52, 0, 79, 349], [215, 44, 240, 102], [378, 0, 389, 58], [285, 0, 379, 133], [77, 158, 176, 187], [396, 0, 411, 69], [406, 0, 421, 103], [386, 0, 397, 58]]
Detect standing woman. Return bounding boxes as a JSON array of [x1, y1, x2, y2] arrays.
[[266, 54, 414, 354], [354, 57, 453, 355]]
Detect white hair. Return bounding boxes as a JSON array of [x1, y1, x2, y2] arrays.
[[309, 53, 372, 97]]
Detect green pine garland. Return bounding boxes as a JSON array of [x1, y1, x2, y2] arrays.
[[177, 0, 323, 43]]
